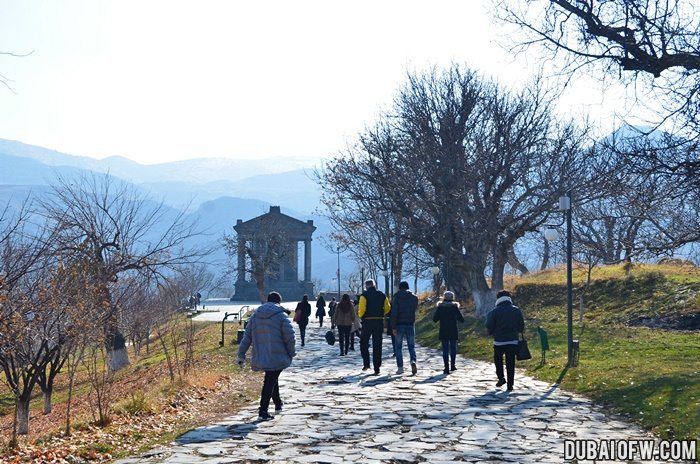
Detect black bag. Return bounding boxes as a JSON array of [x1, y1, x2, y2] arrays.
[[325, 330, 336, 345], [517, 335, 532, 361]]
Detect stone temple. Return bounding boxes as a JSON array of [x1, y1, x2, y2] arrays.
[[233, 206, 315, 302]]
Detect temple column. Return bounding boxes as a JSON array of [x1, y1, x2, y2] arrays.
[[237, 236, 246, 282], [304, 239, 312, 282]]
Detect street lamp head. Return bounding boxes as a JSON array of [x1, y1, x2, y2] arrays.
[[430, 266, 441, 276], [544, 228, 560, 241], [559, 195, 571, 211]]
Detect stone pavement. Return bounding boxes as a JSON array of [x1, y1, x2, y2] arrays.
[[116, 323, 672, 463]]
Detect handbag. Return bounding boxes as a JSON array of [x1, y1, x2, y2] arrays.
[[351, 317, 362, 333], [293, 308, 301, 323], [517, 334, 532, 361], [325, 330, 336, 345]]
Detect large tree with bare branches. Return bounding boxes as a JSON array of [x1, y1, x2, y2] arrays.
[[496, 0, 700, 186], [321, 65, 591, 314], [39, 173, 208, 372]]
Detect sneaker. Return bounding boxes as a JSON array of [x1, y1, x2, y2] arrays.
[[362, 366, 370, 371], [257, 412, 274, 421], [496, 379, 506, 387], [450, 365, 456, 371], [411, 362, 417, 375], [396, 367, 404, 375], [373, 369, 380, 376], [275, 402, 283, 412], [443, 368, 450, 374], [507, 386, 514, 392]]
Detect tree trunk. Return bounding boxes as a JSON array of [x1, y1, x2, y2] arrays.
[[491, 246, 507, 292], [540, 237, 550, 270], [107, 329, 130, 373], [16, 395, 30, 435], [507, 246, 529, 275], [43, 388, 52, 415]]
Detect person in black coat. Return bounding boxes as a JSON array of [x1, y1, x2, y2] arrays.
[[485, 289, 525, 391], [433, 291, 464, 374], [316, 295, 327, 327], [295, 295, 312, 346]]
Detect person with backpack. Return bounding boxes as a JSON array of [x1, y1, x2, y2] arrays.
[[316, 295, 327, 327], [331, 294, 356, 356], [294, 295, 312, 347], [390, 281, 419, 375], [485, 289, 525, 391], [433, 291, 464, 374], [237, 291, 295, 421], [358, 279, 390, 375], [328, 297, 337, 329]]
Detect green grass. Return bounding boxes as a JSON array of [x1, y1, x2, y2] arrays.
[[418, 263, 700, 441]]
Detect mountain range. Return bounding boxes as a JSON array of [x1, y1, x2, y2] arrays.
[[0, 139, 349, 297]]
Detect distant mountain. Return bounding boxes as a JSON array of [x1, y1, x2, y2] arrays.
[[141, 169, 321, 213], [0, 139, 351, 296], [0, 139, 318, 185]]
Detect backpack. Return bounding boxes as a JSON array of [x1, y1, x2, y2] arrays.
[[325, 330, 335, 345]]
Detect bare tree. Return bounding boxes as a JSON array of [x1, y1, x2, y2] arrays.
[[322, 65, 591, 314], [39, 172, 208, 372], [496, 0, 700, 185]]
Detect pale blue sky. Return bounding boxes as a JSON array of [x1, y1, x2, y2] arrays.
[[0, 0, 629, 164]]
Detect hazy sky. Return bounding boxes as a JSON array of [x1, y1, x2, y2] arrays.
[[0, 1, 628, 164]]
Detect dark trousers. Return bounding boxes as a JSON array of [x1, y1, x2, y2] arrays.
[[337, 325, 351, 355], [318, 315, 324, 327], [298, 322, 307, 346], [441, 339, 457, 369], [494, 344, 518, 387], [259, 370, 282, 414], [360, 319, 384, 371]]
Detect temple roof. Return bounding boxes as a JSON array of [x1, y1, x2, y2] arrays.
[[234, 206, 316, 240]]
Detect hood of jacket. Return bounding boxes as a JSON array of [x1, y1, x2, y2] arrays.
[[255, 302, 286, 319], [395, 289, 415, 301], [437, 300, 460, 309]]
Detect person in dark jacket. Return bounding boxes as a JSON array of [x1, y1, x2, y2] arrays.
[[390, 281, 419, 375], [433, 291, 464, 374], [328, 297, 337, 329], [237, 292, 296, 420], [316, 295, 327, 327], [331, 294, 356, 355], [485, 289, 525, 391], [358, 279, 390, 375], [295, 295, 312, 346]]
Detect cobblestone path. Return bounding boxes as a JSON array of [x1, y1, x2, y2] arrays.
[[116, 324, 670, 463]]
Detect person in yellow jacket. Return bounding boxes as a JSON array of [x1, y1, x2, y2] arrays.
[[358, 279, 390, 375]]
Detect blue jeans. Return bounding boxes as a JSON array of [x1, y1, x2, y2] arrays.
[[395, 325, 417, 368], [442, 339, 457, 368]]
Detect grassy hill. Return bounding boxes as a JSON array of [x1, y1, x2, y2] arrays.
[[416, 262, 700, 441], [0, 323, 260, 462]]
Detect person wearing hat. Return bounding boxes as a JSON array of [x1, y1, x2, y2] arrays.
[[485, 289, 525, 391], [237, 291, 296, 420], [432, 291, 464, 374], [358, 279, 391, 375], [390, 281, 419, 375]]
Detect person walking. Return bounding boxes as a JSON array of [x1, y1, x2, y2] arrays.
[[237, 291, 296, 420], [294, 294, 312, 347], [316, 295, 327, 327], [331, 294, 356, 356], [390, 281, 419, 375], [433, 291, 464, 374], [328, 297, 337, 329], [485, 289, 525, 391], [358, 279, 390, 375]]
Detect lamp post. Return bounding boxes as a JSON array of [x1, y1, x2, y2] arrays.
[[336, 246, 342, 300], [382, 269, 390, 296], [545, 193, 574, 368]]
